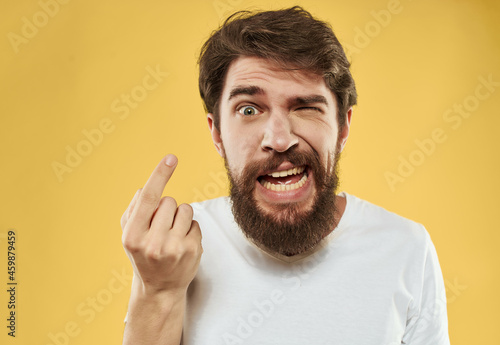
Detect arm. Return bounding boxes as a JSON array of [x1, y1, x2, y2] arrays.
[[123, 280, 186, 345], [402, 232, 450, 345], [121, 155, 202, 345]]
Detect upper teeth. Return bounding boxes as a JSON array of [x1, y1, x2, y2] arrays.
[[267, 166, 305, 178]]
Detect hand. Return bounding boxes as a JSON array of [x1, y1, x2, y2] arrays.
[[121, 154, 202, 296]]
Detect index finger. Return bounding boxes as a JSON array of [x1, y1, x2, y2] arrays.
[[129, 154, 178, 229]]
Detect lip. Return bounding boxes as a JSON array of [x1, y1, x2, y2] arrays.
[[255, 166, 313, 204], [258, 162, 305, 177]]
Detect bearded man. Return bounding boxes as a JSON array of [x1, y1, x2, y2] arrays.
[[120, 7, 450, 345]]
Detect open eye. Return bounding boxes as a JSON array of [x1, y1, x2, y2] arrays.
[[238, 105, 260, 116]]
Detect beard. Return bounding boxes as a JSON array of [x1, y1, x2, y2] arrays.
[[225, 145, 342, 257]]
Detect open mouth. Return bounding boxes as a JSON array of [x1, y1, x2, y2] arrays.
[[257, 165, 309, 192]]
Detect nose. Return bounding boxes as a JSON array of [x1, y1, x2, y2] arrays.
[[261, 111, 299, 153]]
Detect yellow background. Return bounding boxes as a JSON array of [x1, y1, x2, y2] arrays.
[[1, 0, 499, 344]]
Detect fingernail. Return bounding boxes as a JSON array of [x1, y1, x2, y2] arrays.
[[165, 154, 177, 167]]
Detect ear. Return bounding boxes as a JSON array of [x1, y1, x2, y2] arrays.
[[207, 113, 225, 158], [338, 108, 352, 153]]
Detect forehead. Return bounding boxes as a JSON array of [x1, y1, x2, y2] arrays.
[[221, 56, 335, 103]]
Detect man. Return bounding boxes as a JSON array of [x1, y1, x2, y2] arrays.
[[121, 7, 449, 345]]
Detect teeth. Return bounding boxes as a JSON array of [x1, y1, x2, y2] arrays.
[[268, 166, 305, 178], [262, 172, 308, 192]]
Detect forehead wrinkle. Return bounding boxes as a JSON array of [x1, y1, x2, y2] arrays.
[[223, 57, 336, 110]]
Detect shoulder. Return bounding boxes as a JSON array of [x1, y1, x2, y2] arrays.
[[341, 192, 430, 248], [190, 196, 231, 220], [190, 196, 237, 241]]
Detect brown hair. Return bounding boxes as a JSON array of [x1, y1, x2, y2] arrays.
[[198, 6, 357, 131]]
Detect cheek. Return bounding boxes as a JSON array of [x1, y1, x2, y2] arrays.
[[294, 114, 338, 139], [222, 126, 261, 172], [295, 124, 338, 155], [294, 124, 339, 174]]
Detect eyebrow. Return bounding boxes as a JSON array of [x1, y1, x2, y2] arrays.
[[293, 95, 329, 106], [228, 86, 329, 107], [228, 85, 264, 101]]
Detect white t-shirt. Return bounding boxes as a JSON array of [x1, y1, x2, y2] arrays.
[[183, 192, 450, 345]]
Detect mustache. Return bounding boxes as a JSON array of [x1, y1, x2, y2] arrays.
[[226, 147, 323, 192], [250, 148, 320, 175]]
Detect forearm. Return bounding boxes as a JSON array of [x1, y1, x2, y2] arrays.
[[123, 281, 186, 345]]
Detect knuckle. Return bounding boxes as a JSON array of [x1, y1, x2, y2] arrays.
[[140, 191, 160, 207], [186, 242, 202, 257], [180, 203, 193, 211], [178, 203, 193, 217], [165, 241, 183, 259], [174, 204, 194, 228], [183, 242, 195, 255], [165, 237, 181, 251], [144, 246, 161, 261], [122, 236, 140, 253], [159, 196, 177, 210]]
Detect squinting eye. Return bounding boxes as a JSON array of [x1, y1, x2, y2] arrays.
[[298, 107, 320, 112], [238, 106, 259, 116]]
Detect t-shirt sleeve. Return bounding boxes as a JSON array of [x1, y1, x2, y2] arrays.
[[402, 231, 450, 344]]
